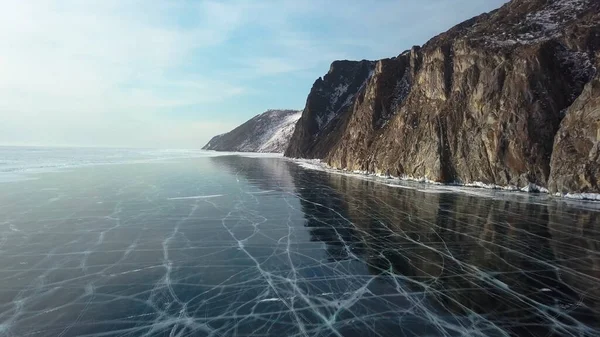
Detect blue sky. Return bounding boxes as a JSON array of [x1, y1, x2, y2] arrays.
[[0, 0, 507, 148]]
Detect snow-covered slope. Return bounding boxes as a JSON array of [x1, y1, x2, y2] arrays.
[[202, 109, 302, 153]]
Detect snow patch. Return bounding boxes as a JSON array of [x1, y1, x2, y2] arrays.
[[168, 195, 223, 200], [463, 181, 519, 191], [557, 49, 596, 95], [484, 0, 590, 46], [563, 193, 600, 201], [316, 65, 376, 131], [376, 68, 412, 128], [295, 159, 324, 171], [316, 113, 337, 130], [257, 110, 302, 153], [526, 0, 587, 33], [206, 109, 302, 153], [520, 183, 549, 193], [204, 134, 224, 149], [330, 83, 350, 106], [391, 70, 411, 112]]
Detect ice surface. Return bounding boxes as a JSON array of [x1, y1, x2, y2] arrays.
[[0, 147, 280, 183], [0, 152, 598, 337], [0, 147, 230, 183]]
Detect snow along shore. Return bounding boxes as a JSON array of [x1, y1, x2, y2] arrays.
[[290, 158, 600, 203]]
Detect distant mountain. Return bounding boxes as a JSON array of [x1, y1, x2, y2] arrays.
[[285, 0, 600, 195], [203, 109, 302, 153]]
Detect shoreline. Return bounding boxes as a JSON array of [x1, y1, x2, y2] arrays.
[[289, 157, 600, 204]]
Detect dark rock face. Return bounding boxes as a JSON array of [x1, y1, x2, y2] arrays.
[[549, 73, 600, 193], [285, 0, 600, 193], [284, 60, 375, 158], [203, 109, 301, 153]]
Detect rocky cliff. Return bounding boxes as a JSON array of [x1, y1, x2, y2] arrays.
[[285, 60, 376, 158], [203, 109, 301, 153], [285, 0, 600, 195]]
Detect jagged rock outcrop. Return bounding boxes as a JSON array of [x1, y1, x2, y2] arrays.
[[285, 60, 375, 158], [285, 0, 600, 194], [549, 72, 600, 193], [203, 109, 301, 153]]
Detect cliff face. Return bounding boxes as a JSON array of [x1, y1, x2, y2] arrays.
[[284, 60, 375, 158], [286, 0, 600, 193], [203, 109, 301, 153], [549, 72, 600, 193]]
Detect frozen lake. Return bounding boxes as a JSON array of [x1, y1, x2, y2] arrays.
[[0, 148, 598, 336]]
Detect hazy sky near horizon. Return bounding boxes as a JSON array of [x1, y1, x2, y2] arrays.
[[0, 0, 507, 148]]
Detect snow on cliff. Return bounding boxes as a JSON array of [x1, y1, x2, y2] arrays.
[[258, 110, 303, 152], [202, 109, 302, 153]]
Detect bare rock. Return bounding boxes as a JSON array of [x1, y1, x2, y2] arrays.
[[285, 0, 600, 193], [549, 71, 600, 193]]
